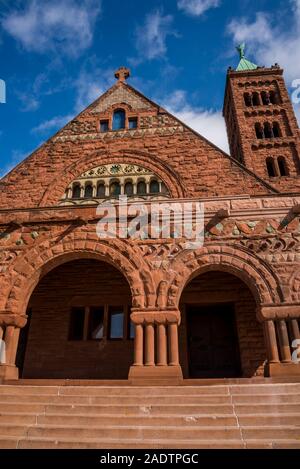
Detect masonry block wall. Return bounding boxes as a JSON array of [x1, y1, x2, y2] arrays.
[[22, 259, 133, 379], [224, 67, 300, 191]]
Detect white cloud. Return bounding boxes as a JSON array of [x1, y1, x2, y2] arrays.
[[162, 90, 229, 153], [31, 114, 74, 134], [177, 0, 220, 16], [132, 10, 176, 63], [227, 0, 300, 83], [31, 65, 114, 135], [2, 0, 101, 57]]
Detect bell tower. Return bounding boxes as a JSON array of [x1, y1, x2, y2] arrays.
[[223, 44, 300, 191]]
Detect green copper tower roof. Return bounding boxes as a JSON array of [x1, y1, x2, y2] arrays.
[[236, 43, 258, 71]]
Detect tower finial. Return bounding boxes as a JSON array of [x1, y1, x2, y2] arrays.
[[114, 66, 130, 83], [236, 43, 246, 60], [235, 43, 258, 72]]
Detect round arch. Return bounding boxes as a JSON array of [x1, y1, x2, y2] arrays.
[[168, 243, 284, 309], [4, 235, 151, 317], [39, 150, 186, 206]]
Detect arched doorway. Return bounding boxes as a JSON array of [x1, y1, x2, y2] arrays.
[[179, 271, 267, 379], [16, 259, 133, 379]]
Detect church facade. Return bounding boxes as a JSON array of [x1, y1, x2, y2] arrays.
[[1, 54, 300, 384]]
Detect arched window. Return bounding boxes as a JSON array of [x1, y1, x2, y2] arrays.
[[252, 92, 260, 106], [269, 91, 279, 105], [124, 181, 133, 196], [97, 183, 105, 197], [112, 109, 126, 131], [72, 184, 81, 199], [255, 123, 264, 139], [261, 91, 270, 105], [278, 156, 288, 176], [150, 179, 160, 193], [273, 122, 281, 138], [84, 184, 93, 198], [110, 181, 121, 196], [137, 180, 146, 195], [264, 122, 273, 138], [244, 93, 252, 107], [266, 157, 277, 177]]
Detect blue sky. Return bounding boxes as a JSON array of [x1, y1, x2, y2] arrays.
[[0, 0, 300, 178]]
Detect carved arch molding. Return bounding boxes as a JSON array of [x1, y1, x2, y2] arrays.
[[39, 151, 186, 206]]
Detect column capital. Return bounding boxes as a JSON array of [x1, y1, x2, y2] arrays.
[[0, 312, 27, 328], [257, 303, 300, 320], [130, 308, 180, 325]]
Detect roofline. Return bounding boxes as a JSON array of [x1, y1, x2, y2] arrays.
[[1, 79, 279, 195]]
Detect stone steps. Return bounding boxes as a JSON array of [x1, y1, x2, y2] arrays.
[[0, 383, 299, 448]]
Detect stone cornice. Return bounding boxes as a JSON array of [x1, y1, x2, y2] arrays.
[[0, 195, 300, 225]]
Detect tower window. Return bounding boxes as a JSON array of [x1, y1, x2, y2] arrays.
[[100, 120, 109, 132], [269, 91, 279, 105], [252, 92, 260, 106], [255, 123, 264, 139], [244, 93, 252, 107], [112, 109, 126, 130], [264, 122, 273, 139], [72, 184, 81, 199], [266, 157, 276, 177], [278, 156, 288, 176], [84, 184, 93, 198], [128, 117, 138, 129], [273, 122, 281, 138], [261, 91, 270, 105]]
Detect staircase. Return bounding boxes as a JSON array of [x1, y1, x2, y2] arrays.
[[0, 382, 299, 449]]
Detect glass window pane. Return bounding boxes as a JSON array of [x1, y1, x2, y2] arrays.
[[137, 181, 146, 195], [69, 307, 85, 340], [88, 307, 104, 340], [97, 184, 105, 197], [84, 185, 93, 198], [129, 118, 137, 129], [109, 306, 124, 339], [110, 181, 121, 196], [72, 185, 81, 199], [100, 120, 109, 132], [129, 321, 135, 339], [150, 180, 159, 193], [112, 110, 125, 130], [125, 182, 133, 196]]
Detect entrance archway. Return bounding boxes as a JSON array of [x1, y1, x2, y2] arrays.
[[17, 258, 133, 379], [179, 271, 267, 379]]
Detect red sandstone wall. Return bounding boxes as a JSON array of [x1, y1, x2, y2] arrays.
[[22, 259, 133, 379], [0, 83, 275, 210], [179, 271, 266, 378]]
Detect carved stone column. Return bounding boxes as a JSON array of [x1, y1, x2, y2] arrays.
[[157, 323, 167, 366], [133, 324, 143, 366], [263, 320, 280, 363], [0, 312, 27, 381], [259, 304, 300, 377], [128, 308, 183, 384], [277, 320, 292, 363]]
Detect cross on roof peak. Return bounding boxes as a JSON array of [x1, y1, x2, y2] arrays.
[[114, 66, 130, 83]]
